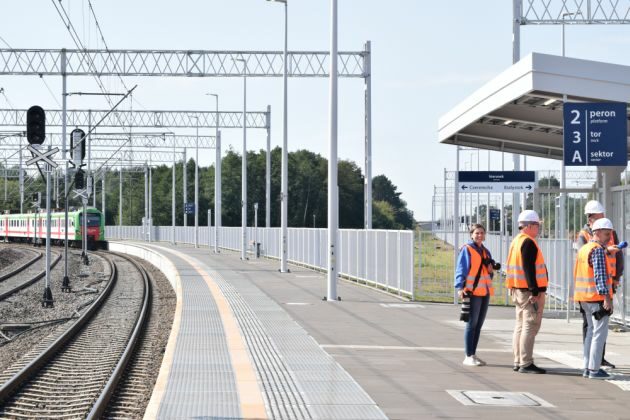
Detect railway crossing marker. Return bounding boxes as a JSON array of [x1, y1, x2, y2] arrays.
[[25, 145, 59, 168]]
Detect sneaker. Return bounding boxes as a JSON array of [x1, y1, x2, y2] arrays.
[[472, 355, 486, 366], [513, 364, 520, 372], [518, 363, 546, 374], [463, 356, 480, 367], [588, 369, 612, 380], [582, 369, 589, 378], [601, 359, 616, 369]]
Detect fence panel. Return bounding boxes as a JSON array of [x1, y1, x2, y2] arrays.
[[105, 225, 415, 299]]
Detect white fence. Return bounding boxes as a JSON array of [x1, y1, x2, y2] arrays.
[[105, 225, 415, 299]]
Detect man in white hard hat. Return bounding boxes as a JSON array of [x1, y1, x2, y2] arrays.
[[506, 210, 548, 374], [573, 217, 615, 379], [575, 200, 622, 369]]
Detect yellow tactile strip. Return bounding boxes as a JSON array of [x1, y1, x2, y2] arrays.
[[157, 246, 268, 420]]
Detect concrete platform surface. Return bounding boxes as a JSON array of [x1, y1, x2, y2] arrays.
[[121, 242, 630, 420]]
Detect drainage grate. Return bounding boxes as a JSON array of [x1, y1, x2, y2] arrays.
[[447, 390, 554, 407]]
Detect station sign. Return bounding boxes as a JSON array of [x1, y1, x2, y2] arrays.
[[563, 102, 627, 167], [185, 202, 195, 214], [489, 209, 500, 221], [458, 171, 536, 193]]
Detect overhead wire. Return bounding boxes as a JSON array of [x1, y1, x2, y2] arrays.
[[50, 0, 136, 175]]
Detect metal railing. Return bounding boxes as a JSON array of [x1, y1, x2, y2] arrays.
[[105, 225, 415, 299]]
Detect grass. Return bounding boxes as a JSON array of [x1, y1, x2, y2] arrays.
[[414, 229, 511, 305]]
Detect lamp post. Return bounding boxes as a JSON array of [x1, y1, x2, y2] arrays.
[[268, 0, 289, 272], [206, 93, 220, 253], [194, 116, 199, 248], [233, 57, 248, 260], [327, 0, 338, 301]]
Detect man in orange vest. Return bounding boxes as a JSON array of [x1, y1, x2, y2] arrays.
[[573, 217, 615, 380], [575, 200, 622, 369], [506, 210, 548, 374]]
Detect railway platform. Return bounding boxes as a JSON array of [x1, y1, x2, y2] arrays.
[[110, 241, 630, 420]]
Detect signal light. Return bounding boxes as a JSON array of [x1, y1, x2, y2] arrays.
[[26, 106, 46, 145]]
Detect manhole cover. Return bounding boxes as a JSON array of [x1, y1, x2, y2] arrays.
[[447, 390, 554, 407], [380, 303, 425, 309]]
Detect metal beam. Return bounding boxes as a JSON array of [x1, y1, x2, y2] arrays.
[[0, 109, 269, 129], [0, 48, 366, 78], [522, 0, 630, 24], [0, 133, 216, 148]]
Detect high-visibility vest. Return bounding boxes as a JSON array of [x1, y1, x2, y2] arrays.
[[505, 233, 548, 289], [578, 228, 617, 278], [573, 241, 613, 302], [463, 244, 494, 297]]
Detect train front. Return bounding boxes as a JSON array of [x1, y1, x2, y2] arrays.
[[79, 210, 106, 249]]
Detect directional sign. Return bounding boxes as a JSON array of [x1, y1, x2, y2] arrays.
[[564, 102, 627, 166], [26, 145, 59, 168], [185, 202, 195, 215], [458, 171, 536, 193], [489, 209, 500, 221]]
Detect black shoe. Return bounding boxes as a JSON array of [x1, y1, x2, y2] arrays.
[[518, 364, 546, 374], [513, 365, 519, 372], [601, 359, 616, 369]]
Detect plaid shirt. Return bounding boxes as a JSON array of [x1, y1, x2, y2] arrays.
[[589, 242, 610, 296]]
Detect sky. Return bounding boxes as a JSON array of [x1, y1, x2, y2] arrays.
[[2, 1, 630, 220]]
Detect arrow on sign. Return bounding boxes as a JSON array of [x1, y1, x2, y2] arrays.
[[461, 185, 468, 190], [526, 185, 532, 190], [26, 145, 59, 168]]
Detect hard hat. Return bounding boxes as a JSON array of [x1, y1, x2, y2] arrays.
[[584, 200, 605, 215], [592, 218, 613, 231], [517, 210, 540, 224]]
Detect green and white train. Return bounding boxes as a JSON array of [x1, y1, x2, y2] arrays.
[[0, 207, 106, 248]]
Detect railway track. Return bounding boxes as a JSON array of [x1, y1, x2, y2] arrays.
[[0, 251, 61, 302], [0, 251, 151, 419], [0, 249, 42, 282]]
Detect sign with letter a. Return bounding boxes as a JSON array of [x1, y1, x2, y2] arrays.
[[563, 102, 627, 166]]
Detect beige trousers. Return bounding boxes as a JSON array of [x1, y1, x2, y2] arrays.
[[511, 289, 545, 368]]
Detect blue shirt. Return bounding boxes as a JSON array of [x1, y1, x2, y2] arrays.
[[589, 242, 610, 296], [454, 240, 493, 290]]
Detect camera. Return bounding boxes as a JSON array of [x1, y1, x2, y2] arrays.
[[593, 306, 611, 321], [460, 292, 471, 322], [482, 258, 501, 271]]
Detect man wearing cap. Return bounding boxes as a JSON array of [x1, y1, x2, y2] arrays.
[[575, 200, 622, 369], [574, 217, 615, 380], [506, 210, 548, 374]]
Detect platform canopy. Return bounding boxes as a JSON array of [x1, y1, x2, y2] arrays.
[[438, 52, 630, 160]]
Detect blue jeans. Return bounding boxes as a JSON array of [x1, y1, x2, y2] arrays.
[[465, 294, 490, 357]]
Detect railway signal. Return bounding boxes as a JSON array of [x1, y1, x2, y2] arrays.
[[70, 128, 86, 168], [26, 106, 46, 145]]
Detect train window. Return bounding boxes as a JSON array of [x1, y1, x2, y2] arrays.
[[79, 213, 101, 227]]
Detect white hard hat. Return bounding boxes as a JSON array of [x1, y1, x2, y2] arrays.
[[592, 217, 613, 231], [517, 210, 540, 224], [584, 200, 605, 215]]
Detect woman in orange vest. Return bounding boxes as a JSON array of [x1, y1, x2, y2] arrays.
[[455, 223, 495, 367]]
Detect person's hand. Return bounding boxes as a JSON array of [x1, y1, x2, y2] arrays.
[[528, 294, 537, 304], [607, 246, 619, 255], [486, 264, 494, 274], [458, 289, 465, 300], [603, 295, 613, 312]]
